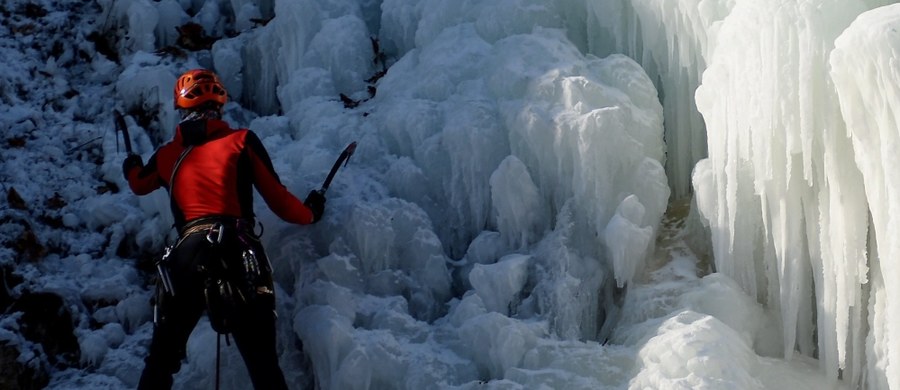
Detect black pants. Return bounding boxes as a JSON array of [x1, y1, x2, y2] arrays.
[[138, 229, 288, 390]]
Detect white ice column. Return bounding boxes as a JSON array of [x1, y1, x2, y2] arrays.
[[831, 5, 900, 388], [694, 0, 870, 382]]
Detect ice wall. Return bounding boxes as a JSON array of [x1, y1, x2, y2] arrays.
[[831, 5, 900, 388], [163, 0, 669, 383], [366, 8, 670, 339], [582, 0, 734, 198], [692, 0, 898, 388]]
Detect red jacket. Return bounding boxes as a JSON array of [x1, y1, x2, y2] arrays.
[[125, 119, 315, 227]]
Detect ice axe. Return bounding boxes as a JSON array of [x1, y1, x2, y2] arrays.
[[319, 141, 357, 195], [114, 109, 135, 155]]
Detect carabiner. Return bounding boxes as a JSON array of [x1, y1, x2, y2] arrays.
[[206, 223, 225, 244]]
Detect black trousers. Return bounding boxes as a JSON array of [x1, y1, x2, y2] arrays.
[[138, 229, 288, 390]]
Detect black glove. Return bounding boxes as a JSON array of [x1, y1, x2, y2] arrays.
[[304, 190, 326, 223], [122, 154, 143, 180]]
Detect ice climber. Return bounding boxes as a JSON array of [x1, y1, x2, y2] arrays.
[[122, 68, 325, 390]]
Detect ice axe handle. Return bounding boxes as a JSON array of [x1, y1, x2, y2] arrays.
[[320, 141, 357, 195], [114, 110, 134, 155]]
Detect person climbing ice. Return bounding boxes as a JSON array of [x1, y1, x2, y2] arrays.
[[122, 68, 325, 390]]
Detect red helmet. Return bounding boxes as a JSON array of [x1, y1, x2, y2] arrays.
[[174, 69, 227, 109]]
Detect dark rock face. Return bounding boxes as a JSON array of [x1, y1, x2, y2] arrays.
[[0, 340, 49, 390], [9, 292, 81, 366], [0, 264, 22, 312], [1, 291, 81, 389]]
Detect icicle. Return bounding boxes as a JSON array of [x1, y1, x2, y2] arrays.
[[696, 0, 870, 381]]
